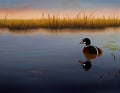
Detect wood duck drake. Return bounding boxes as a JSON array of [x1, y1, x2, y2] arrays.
[[80, 38, 103, 57]]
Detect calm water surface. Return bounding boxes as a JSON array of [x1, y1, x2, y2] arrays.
[[0, 29, 120, 93]]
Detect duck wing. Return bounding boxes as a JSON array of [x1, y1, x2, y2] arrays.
[[83, 46, 103, 55], [96, 46, 103, 56]]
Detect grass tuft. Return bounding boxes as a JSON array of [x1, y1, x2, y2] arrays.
[[1, 15, 120, 30]]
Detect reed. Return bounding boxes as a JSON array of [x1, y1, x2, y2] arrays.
[[0, 15, 120, 30]]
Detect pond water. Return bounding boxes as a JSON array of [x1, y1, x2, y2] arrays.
[[0, 28, 120, 93]]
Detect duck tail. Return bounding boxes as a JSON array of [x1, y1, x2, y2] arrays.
[[96, 47, 103, 56]]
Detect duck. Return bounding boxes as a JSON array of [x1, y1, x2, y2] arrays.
[[79, 38, 103, 71], [80, 38, 103, 58]]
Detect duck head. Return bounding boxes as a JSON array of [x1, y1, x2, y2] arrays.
[[80, 38, 91, 46], [79, 60, 92, 71]]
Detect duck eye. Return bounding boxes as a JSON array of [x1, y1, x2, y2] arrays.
[[82, 41, 86, 44]]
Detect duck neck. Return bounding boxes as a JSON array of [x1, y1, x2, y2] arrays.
[[85, 44, 90, 46]]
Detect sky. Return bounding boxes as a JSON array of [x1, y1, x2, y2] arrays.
[[0, 0, 120, 19], [0, 0, 120, 10]]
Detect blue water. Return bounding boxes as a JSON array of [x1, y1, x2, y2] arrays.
[[0, 29, 120, 93]]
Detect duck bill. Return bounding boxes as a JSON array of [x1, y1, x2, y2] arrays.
[[78, 60, 84, 64], [80, 41, 84, 44]]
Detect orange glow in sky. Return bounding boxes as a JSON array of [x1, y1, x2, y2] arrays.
[[0, 8, 120, 19]]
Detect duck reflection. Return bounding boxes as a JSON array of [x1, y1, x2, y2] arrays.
[[79, 60, 92, 71], [79, 54, 100, 71], [79, 38, 103, 71]]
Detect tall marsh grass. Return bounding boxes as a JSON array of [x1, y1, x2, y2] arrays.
[[0, 15, 120, 30]]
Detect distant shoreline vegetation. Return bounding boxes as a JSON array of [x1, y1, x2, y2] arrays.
[[1, 16, 120, 30]]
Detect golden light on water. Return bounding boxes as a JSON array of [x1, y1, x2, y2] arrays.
[[0, 8, 120, 19]]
